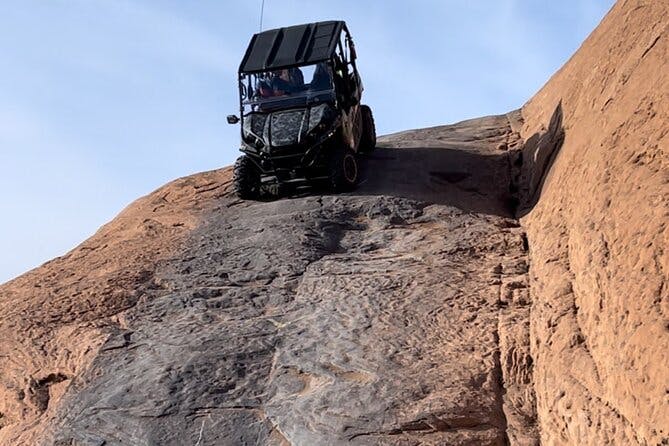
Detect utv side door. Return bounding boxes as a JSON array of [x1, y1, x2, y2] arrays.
[[334, 28, 363, 151]]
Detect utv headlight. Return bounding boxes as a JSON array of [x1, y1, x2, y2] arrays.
[[243, 113, 268, 150], [243, 130, 265, 151], [307, 103, 335, 135]]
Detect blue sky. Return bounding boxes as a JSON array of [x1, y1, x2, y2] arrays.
[[0, 0, 615, 283]]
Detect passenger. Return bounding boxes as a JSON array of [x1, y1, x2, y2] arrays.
[[288, 67, 304, 89], [310, 62, 332, 90]]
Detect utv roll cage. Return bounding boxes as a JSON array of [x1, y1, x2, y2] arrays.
[[230, 21, 361, 120]]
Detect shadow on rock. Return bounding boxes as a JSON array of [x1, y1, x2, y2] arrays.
[[354, 146, 517, 217], [511, 102, 565, 217]]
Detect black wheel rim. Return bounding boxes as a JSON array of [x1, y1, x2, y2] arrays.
[[343, 154, 357, 183]]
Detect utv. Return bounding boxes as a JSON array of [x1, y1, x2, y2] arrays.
[[227, 20, 376, 199]]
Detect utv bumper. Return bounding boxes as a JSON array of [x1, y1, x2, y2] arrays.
[[241, 142, 327, 184], [240, 124, 338, 181]]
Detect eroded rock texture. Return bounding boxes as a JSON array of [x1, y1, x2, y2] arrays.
[[1, 1, 666, 444], [517, 0, 668, 444], [0, 115, 538, 445]]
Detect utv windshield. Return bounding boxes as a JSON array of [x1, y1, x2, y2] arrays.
[[240, 63, 335, 113]]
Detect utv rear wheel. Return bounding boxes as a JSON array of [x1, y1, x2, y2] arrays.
[[359, 105, 376, 153], [233, 155, 260, 199], [328, 146, 359, 192]]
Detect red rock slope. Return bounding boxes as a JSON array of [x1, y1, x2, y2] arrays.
[[517, 0, 668, 443]]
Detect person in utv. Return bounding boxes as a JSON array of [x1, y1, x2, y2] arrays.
[[310, 62, 332, 91], [270, 68, 304, 96], [255, 68, 305, 103]]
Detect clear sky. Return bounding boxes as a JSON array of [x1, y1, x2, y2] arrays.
[[0, 0, 615, 284]]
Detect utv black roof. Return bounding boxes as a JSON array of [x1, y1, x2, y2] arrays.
[[239, 20, 346, 74]]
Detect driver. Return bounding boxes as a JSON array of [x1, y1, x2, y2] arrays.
[[257, 77, 274, 98]]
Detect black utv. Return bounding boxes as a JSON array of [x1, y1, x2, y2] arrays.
[[227, 20, 376, 199]]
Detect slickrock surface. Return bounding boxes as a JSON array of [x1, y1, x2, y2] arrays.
[[1, 1, 667, 444], [0, 114, 538, 445], [517, 0, 668, 444], [0, 168, 234, 444]]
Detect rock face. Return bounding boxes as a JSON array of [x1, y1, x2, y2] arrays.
[[0, 115, 540, 445], [0, 1, 666, 445], [516, 1, 668, 444], [0, 169, 233, 444]]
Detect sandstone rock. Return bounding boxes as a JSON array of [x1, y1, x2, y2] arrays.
[[0, 115, 537, 445], [517, 0, 669, 444], [1, 1, 666, 444]]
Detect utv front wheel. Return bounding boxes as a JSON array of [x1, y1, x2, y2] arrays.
[[233, 155, 260, 199], [328, 146, 359, 192], [359, 105, 376, 153]]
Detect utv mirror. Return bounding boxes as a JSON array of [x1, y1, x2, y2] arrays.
[[227, 115, 240, 124]]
